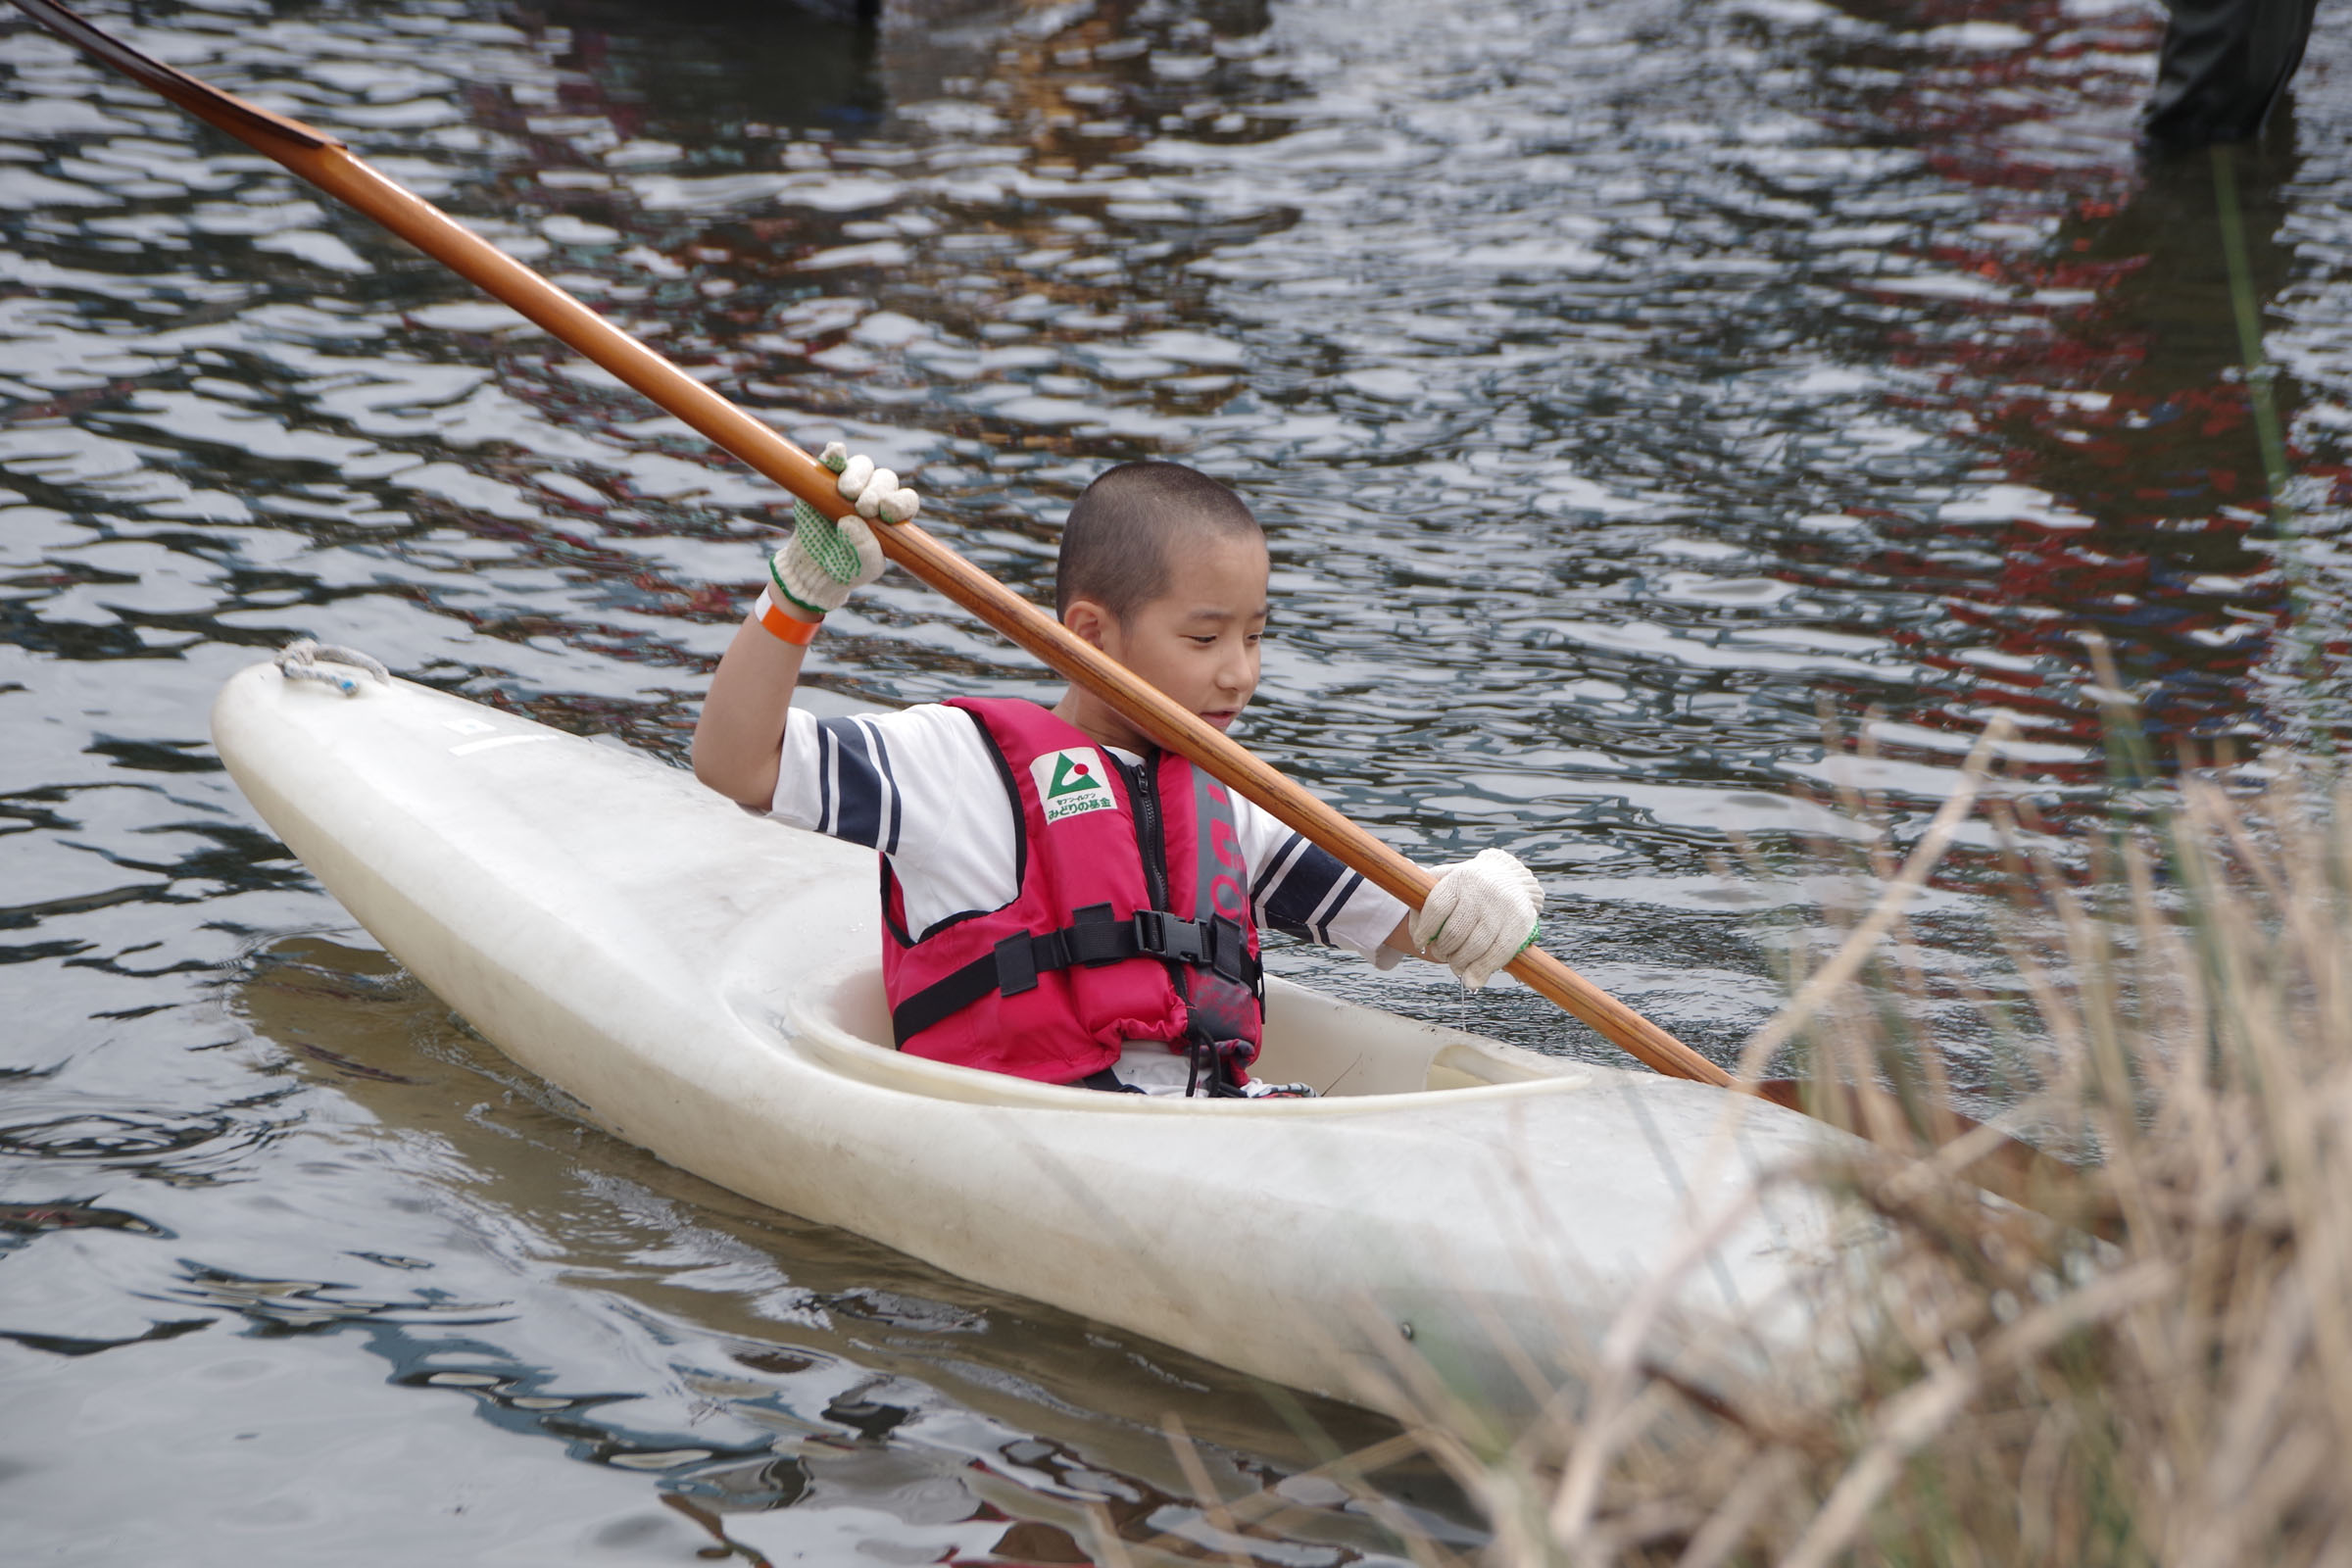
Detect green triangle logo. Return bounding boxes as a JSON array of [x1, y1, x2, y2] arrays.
[[1048, 752, 1103, 799]]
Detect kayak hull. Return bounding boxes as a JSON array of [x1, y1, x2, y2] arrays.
[[212, 662, 1846, 1417]]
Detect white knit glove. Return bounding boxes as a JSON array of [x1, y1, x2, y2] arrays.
[[764, 443, 912, 617], [824, 441, 920, 523], [1409, 848, 1544, 989]]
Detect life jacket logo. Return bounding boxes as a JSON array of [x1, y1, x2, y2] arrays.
[[1031, 748, 1117, 823]]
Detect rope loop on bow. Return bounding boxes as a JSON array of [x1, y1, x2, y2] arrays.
[[276, 637, 390, 697]]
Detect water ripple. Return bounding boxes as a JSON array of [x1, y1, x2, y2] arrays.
[[6, 0, 2352, 1555]]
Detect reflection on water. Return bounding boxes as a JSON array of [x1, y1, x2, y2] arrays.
[[3, 0, 2350, 1557], [221, 937, 1450, 1564]]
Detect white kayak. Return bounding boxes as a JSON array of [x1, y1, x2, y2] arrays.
[[210, 656, 1846, 1417]]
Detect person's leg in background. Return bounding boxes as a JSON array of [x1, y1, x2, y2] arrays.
[[2145, 0, 2323, 148]]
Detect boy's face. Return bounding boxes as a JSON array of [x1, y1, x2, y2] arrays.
[[1065, 530, 1268, 747]]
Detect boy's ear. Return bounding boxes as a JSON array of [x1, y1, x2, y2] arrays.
[[1061, 598, 1112, 650]]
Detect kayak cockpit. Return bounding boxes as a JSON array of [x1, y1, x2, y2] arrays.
[[756, 958, 1594, 1110]]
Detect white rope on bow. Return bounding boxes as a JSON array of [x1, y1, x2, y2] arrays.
[[275, 637, 390, 696]]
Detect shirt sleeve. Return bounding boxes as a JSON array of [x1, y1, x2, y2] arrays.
[[767, 702, 1024, 938], [770, 706, 918, 853], [1232, 798, 1408, 957]]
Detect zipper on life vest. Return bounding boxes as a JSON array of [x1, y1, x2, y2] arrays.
[[1117, 753, 1173, 915], [1116, 753, 1187, 1001]]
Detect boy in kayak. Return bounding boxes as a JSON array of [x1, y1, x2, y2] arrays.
[[692, 451, 1543, 1097]]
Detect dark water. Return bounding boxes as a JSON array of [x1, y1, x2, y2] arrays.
[[5, 0, 2350, 1558]]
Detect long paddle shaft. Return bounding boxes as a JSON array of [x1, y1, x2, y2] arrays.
[[21, 0, 1732, 1091]]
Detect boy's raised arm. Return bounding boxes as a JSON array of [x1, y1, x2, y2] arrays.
[[694, 612, 818, 809], [691, 447, 915, 809]]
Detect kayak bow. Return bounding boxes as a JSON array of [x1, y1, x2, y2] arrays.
[[211, 659, 1854, 1416]]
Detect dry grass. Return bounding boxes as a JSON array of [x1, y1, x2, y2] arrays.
[[1346, 729, 2352, 1566]]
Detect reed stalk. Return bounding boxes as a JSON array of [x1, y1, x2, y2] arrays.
[[1358, 744, 2352, 1565]]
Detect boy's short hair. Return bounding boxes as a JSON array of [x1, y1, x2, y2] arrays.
[[1054, 462, 1263, 623]]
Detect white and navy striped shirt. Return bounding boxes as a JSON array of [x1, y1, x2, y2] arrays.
[[769, 703, 1405, 953]]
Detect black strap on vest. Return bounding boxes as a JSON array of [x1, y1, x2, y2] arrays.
[[890, 902, 1260, 1048]]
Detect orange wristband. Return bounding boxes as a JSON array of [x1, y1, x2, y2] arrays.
[[754, 587, 822, 646]]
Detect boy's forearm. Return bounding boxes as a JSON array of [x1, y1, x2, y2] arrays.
[[692, 613, 810, 808], [692, 449, 897, 809]]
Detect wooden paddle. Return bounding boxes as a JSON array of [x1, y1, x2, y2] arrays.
[[24, 2, 2099, 1232], [16, 0, 1731, 1083]]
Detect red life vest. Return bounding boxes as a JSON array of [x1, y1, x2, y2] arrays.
[[881, 698, 1263, 1087]]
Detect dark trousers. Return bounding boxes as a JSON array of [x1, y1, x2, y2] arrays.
[[2146, 0, 2323, 147]]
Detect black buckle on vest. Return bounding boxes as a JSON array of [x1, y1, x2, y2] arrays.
[[1068, 904, 1128, 966], [1132, 908, 1206, 966], [994, 932, 1040, 997]]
